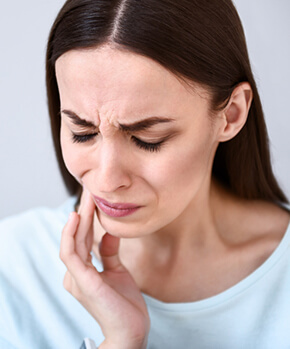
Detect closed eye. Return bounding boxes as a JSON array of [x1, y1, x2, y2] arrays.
[[131, 136, 164, 152], [71, 132, 98, 144], [71, 132, 165, 152]]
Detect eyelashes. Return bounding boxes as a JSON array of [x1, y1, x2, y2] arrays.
[[131, 136, 163, 152], [71, 132, 164, 152], [72, 133, 97, 144]]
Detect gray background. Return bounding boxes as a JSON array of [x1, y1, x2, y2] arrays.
[[0, 0, 289, 219]]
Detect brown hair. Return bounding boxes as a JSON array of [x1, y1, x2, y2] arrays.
[[46, 0, 288, 204]]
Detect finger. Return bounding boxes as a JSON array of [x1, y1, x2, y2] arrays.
[[76, 188, 96, 261], [60, 212, 106, 301], [63, 270, 73, 293], [77, 188, 95, 237], [60, 212, 80, 262], [60, 212, 87, 274], [63, 270, 87, 302], [78, 187, 96, 219], [99, 233, 125, 272]]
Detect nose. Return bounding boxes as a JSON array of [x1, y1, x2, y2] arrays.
[[94, 139, 133, 193]]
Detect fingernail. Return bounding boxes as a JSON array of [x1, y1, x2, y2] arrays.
[[68, 212, 74, 221]]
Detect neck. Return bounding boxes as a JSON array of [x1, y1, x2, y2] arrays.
[[92, 178, 290, 303]]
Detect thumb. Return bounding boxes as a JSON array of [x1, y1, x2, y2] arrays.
[[99, 233, 125, 272]]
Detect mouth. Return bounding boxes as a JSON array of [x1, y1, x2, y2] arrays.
[[93, 195, 141, 218]]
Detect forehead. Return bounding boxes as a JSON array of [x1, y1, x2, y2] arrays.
[[55, 46, 210, 124]]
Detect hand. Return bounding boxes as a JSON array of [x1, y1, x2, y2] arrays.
[[60, 189, 150, 349]]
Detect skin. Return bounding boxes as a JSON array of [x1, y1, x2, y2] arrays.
[[57, 45, 290, 348], [57, 46, 224, 240]]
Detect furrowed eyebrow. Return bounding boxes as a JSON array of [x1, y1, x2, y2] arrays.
[[119, 117, 174, 132], [61, 110, 97, 128], [61, 109, 174, 131]]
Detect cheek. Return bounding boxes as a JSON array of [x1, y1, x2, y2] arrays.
[[143, 137, 215, 198]]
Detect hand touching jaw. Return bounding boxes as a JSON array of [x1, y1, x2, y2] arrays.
[[60, 189, 150, 349]]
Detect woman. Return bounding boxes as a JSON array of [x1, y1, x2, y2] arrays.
[[1, 0, 289, 348]]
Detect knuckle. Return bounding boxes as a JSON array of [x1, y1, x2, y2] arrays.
[[63, 273, 71, 292], [59, 250, 66, 263]]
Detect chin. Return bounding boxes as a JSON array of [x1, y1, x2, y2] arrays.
[[97, 214, 152, 239]]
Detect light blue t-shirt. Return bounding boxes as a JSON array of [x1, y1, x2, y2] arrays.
[[0, 198, 290, 348]]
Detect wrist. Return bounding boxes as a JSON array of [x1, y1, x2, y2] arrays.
[[99, 335, 148, 349], [99, 317, 150, 349]]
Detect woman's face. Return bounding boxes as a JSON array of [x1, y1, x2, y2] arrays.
[[56, 46, 225, 238]]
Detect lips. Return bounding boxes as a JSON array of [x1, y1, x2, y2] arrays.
[[93, 195, 141, 218]]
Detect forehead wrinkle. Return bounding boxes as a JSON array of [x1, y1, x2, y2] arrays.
[[57, 47, 213, 140], [97, 106, 123, 136]]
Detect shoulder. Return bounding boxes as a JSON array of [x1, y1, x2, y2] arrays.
[[0, 196, 76, 230], [216, 191, 290, 283], [0, 197, 76, 280], [223, 196, 290, 245], [212, 180, 290, 246], [230, 200, 290, 276], [244, 201, 290, 242], [0, 197, 80, 346], [0, 197, 76, 247]]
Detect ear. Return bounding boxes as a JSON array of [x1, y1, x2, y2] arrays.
[[218, 82, 253, 142]]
